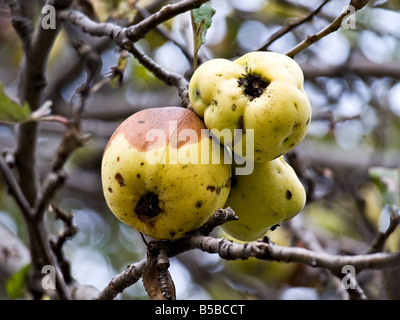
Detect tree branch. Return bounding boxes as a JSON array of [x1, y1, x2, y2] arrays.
[[0, 153, 33, 219], [95, 259, 147, 300], [59, 0, 209, 44], [258, 0, 330, 51], [122, 42, 190, 108], [125, 0, 209, 43], [4, 0, 33, 52], [16, 0, 73, 206], [368, 206, 400, 254], [285, 1, 370, 58]]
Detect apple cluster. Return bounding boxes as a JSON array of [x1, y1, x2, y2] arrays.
[[101, 51, 311, 242]]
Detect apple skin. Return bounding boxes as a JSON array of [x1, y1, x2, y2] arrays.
[[101, 107, 232, 240], [222, 156, 306, 242], [189, 51, 311, 162]]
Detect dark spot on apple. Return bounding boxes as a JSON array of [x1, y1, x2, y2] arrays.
[[117, 157, 120, 162], [216, 187, 221, 194], [138, 120, 145, 124], [115, 173, 125, 187], [207, 186, 216, 192], [135, 192, 161, 221], [286, 190, 292, 200], [141, 162, 144, 166], [195, 200, 203, 208], [170, 231, 176, 237], [137, 173, 141, 178], [108, 187, 113, 193]]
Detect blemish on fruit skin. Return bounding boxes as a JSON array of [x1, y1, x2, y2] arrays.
[[135, 192, 161, 220], [115, 173, 125, 187], [108, 187, 113, 193], [141, 162, 144, 166], [216, 187, 221, 195], [137, 173, 141, 178], [117, 157, 120, 162], [138, 120, 145, 124], [207, 186, 216, 192], [195, 200, 203, 208], [286, 190, 292, 200]]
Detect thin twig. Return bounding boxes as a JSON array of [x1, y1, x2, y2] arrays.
[[125, 0, 209, 42], [95, 259, 147, 300], [59, 0, 209, 44], [122, 42, 190, 108], [285, 0, 370, 57], [134, 4, 193, 64], [258, 0, 330, 51], [0, 153, 32, 219], [368, 206, 400, 254]]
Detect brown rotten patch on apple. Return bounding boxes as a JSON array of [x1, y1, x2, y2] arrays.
[[105, 106, 206, 153], [135, 192, 162, 222]]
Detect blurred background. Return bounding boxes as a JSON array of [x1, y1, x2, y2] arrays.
[[0, 0, 400, 299]]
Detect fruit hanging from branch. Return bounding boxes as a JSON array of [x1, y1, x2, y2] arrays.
[[189, 51, 312, 162], [101, 107, 232, 240]]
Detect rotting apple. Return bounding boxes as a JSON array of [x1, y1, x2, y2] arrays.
[[101, 107, 232, 240]]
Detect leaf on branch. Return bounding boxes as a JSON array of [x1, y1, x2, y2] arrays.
[[0, 84, 31, 123], [191, 2, 215, 69], [142, 249, 176, 300], [6, 263, 31, 299]]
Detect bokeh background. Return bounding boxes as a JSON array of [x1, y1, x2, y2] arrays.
[[1, 0, 400, 299]]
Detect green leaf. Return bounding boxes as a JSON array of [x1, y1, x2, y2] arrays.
[[369, 166, 400, 205], [191, 2, 215, 69], [0, 84, 31, 123], [191, 2, 215, 49], [6, 263, 31, 299]]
